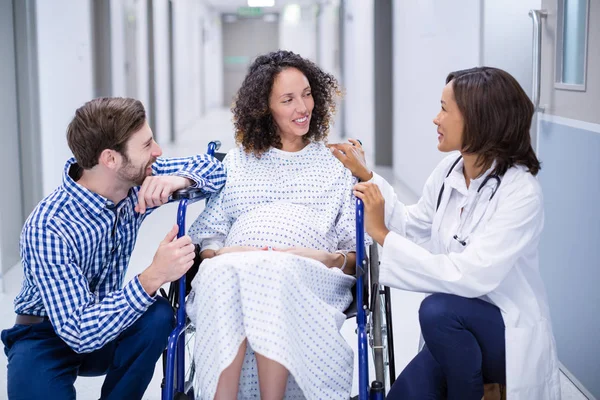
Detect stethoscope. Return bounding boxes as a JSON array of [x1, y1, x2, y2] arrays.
[[435, 156, 501, 246]]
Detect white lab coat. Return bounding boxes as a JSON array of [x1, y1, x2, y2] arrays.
[[373, 154, 561, 399]]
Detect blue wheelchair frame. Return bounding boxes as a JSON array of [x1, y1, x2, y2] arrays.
[[161, 141, 386, 400]]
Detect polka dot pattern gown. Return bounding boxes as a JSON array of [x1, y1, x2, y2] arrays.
[[186, 142, 360, 399]]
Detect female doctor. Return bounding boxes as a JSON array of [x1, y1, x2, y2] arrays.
[[330, 67, 561, 400]]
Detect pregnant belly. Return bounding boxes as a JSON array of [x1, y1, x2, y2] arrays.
[[225, 202, 335, 251]]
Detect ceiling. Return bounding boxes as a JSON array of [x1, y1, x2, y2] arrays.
[[204, 0, 321, 13]]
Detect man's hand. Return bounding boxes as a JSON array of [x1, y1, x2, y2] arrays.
[[138, 224, 196, 295], [353, 182, 389, 246], [328, 139, 373, 182], [135, 176, 193, 214]]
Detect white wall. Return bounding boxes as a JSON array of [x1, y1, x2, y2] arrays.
[[317, 0, 340, 77], [279, 4, 318, 62], [392, 0, 481, 196], [135, 0, 150, 111], [0, 0, 22, 288], [172, 0, 203, 133], [316, 0, 342, 138], [203, 9, 224, 109], [153, 0, 172, 144], [109, 0, 221, 143], [110, 0, 150, 124], [343, 0, 375, 161], [110, 0, 127, 97], [36, 0, 94, 195]]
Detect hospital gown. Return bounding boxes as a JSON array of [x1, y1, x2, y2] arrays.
[[186, 142, 359, 399]]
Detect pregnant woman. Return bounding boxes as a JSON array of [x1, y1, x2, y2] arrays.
[[186, 50, 362, 400]]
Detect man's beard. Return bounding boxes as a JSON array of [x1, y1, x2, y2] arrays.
[[118, 155, 154, 186]]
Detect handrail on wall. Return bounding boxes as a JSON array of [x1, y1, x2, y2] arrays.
[[529, 9, 547, 111]]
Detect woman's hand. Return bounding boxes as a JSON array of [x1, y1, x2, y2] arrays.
[[353, 182, 389, 246], [274, 247, 342, 268], [328, 139, 373, 182]]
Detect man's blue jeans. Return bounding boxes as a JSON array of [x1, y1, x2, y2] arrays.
[[387, 293, 506, 400], [1, 296, 175, 400]]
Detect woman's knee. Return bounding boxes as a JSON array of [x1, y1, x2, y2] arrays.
[[418, 293, 457, 331]]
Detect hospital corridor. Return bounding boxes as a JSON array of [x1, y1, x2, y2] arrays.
[[0, 0, 599, 399]]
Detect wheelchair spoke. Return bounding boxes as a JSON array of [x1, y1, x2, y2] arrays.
[[184, 323, 196, 387]]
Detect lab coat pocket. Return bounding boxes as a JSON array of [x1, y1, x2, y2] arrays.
[[504, 321, 560, 399]]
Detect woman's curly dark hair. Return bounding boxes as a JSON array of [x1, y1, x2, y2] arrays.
[[232, 50, 341, 155]]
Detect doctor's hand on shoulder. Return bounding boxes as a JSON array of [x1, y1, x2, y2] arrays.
[[328, 139, 373, 182], [352, 182, 389, 246], [329, 138, 390, 245]]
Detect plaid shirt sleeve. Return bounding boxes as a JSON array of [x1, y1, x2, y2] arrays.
[[151, 153, 226, 193], [23, 224, 155, 353]]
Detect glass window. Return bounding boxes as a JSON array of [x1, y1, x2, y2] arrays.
[[556, 0, 589, 90]]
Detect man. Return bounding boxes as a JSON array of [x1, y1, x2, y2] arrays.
[[1, 97, 226, 399]]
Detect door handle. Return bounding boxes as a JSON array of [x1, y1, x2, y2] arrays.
[[529, 9, 547, 112]]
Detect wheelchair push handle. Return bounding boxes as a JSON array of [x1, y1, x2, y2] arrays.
[[171, 187, 205, 200], [207, 140, 221, 155], [170, 141, 223, 201]]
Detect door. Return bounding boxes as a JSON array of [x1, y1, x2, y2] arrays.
[[536, 0, 600, 398], [481, 0, 543, 148], [221, 15, 279, 107]]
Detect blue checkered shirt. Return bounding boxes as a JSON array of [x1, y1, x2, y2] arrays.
[[14, 155, 226, 353]]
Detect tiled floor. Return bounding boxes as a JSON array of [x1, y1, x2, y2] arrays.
[[0, 108, 589, 399]]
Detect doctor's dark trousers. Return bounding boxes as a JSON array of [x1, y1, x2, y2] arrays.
[[1, 297, 174, 400], [387, 293, 506, 400]]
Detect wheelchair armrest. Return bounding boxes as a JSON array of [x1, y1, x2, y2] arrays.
[[172, 187, 207, 200]]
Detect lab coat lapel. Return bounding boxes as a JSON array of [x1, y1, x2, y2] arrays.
[[432, 169, 466, 254], [431, 181, 450, 254]]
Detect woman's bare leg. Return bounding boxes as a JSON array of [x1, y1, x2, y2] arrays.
[[256, 353, 289, 400], [214, 339, 247, 400]]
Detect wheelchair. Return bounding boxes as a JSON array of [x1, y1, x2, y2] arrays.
[[161, 141, 397, 400]]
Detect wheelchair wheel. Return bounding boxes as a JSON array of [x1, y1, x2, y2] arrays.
[[183, 320, 196, 397], [162, 284, 197, 400], [172, 319, 196, 399], [368, 243, 396, 391]]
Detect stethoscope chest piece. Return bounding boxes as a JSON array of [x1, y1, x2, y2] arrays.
[[437, 156, 502, 246]]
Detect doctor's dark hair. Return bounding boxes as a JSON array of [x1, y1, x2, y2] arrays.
[[232, 50, 341, 155], [447, 67, 541, 176], [67, 97, 146, 169]]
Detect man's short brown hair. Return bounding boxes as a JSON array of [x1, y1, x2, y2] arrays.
[[66, 97, 146, 169]]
